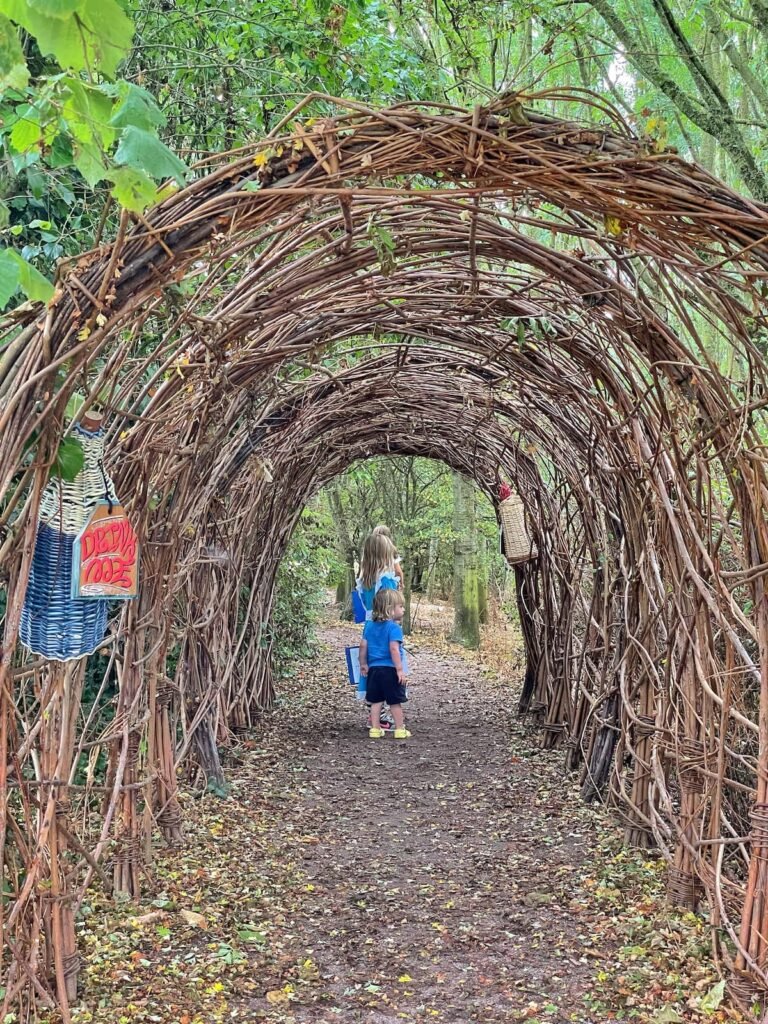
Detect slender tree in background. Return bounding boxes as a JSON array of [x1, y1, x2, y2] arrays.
[[452, 471, 481, 649], [328, 482, 356, 614]]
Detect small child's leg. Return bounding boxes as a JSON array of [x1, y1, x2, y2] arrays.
[[390, 704, 405, 729], [370, 702, 384, 728]]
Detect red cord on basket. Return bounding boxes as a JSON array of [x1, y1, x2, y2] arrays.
[[498, 482, 512, 501]]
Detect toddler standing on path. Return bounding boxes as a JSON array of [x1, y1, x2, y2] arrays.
[[359, 589, 410, 740]]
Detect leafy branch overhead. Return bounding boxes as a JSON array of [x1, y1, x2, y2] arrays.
[[0, 0, 188, 308]]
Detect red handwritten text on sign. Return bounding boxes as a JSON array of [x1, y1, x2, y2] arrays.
[[72, 504, 139, 599]]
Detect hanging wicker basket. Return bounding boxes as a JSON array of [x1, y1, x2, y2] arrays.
[[500, 493, 537, 564]]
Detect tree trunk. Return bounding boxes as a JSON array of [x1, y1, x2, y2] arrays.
[[478, 537, 488, 625], [426, 532, 439, 600], [335, 563, 355, 620], [452, 472, 480, 649], [328, 484, 357, 621], [515, 564, 541, 715], [403, 554, 413, 634]]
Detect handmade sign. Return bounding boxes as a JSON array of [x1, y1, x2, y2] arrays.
[[72, 503, 139, 599]]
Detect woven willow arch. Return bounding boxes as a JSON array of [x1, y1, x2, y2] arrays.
[[2, 93, 768, 1014]]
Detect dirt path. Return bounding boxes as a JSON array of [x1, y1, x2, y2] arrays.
[[273, 623, 604, 1021], [66, 623, 731, 1024]]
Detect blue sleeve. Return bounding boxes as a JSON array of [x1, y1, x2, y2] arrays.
[[362, 622, 372, 642], [388, 622, 404, 644]]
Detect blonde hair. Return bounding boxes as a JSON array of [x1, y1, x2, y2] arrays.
[[372, 523, 399, 558], [359, 533, 395, 588], [372, 587, 404, 622]]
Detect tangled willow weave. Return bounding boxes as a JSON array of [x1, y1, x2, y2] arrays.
[[2, 90, 768, 1016]]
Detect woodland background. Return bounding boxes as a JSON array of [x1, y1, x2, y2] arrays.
[[0, 3, 767, 1021]]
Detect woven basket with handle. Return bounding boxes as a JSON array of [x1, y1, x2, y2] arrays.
[[500, 493, 537, 564]]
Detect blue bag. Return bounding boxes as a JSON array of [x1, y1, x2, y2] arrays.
[[351, 588, 366, 624]]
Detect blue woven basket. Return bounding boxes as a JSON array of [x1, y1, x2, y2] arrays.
[[20, 522, 108, 661]]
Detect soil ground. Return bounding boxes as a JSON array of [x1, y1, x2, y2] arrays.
[[61, 618, 737, 1024]]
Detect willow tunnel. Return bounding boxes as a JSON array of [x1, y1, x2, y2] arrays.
[[2, 93, 768, 1016]]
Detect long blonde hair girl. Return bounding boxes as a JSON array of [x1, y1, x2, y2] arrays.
[[359, 533, 396, 589], [372, 523, 403, 584], [372, 523, 398, 558]]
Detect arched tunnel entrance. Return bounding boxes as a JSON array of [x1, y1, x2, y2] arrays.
[[2, 93, 768, 1015]]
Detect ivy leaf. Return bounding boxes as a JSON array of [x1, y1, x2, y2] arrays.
[[0, 0, 133, 77], [649, 1007, 683, 1023], [0, 13, 28, 90], [109, 82, 165, 131], [114, 126, 187, 183], [52, 434, 84, 482], [108, 166, 158, 212]]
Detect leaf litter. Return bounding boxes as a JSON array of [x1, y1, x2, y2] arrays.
[[45, 618, 743, 1024]]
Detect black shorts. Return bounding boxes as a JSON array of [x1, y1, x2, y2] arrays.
[[365, 666, 407, 706]]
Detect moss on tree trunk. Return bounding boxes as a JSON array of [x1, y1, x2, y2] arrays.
[[452, 472, 480, 649]]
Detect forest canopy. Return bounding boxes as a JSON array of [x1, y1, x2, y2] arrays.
[[0, 0, 767, 307]]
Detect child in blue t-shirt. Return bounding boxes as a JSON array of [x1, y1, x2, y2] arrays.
[[356, 532, 399, 729], [359, 588, 410, 739]]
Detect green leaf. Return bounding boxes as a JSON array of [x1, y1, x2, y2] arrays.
[[107, 166, 157, 212], [9, 106, 42, 153], [27, 0, 82, 15], [114, 126, 187, 183], [0, 248, 53, 307], [63, 80, 116, 148], [0, 249, 20, 307], [0, 13, 27, 90], [52, 435, 84, 481], [64, 393, 84, 421], [74, 141, 107, 186], [109, 82, 165, 131], [699, 979, 725, 1014], [13, 250, 53, 302], [0, 0, 133, 77], [49, 133, 73, 167], [649, 1007, 683, 1023]]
